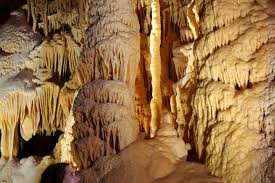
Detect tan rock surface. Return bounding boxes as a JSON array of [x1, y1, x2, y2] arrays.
[[0, 0, 274, 182], [0, 10, 41, 53], [72, 80, 139, 168], [189, 0, 275, 182]]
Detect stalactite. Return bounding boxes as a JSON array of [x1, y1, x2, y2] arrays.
[[0, 0, 82, 166], [78, 0, 140, 91], [162, 0, 200, 42], [43, 0, 48, 36], [198, 18, 275, 88], [27, 0, 31, 22], [78, 0, 87, 26], [30, 0, 37, 32], [185, 0, 199, 39], [191, 0, 275, 182], [195, 10, 270, 61], [172, 44, 187, 80], [26, 0, 85, 37], [40, 33, 81, 79], [149, 0, 162, 138], [47, 14, 61, 33], [136, 0, 199, 45], [196, 0, 255, 34], [0, 81, 72, 158], [136, 1, 195, 136]]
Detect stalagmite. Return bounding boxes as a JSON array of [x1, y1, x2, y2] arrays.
[[149, 0, 162, 138], [54, 109, 77, 165], [79, 110, 199, 183], [171, 42, 196, 139]]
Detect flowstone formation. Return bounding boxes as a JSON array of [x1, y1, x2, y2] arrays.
[[0, 156, 54, 183], [0, 0, 274, 182], [72, 80, 139, 168], [188, 0, 275, 182], [79, 113, 198, 183], [70, 0, 141, 169]]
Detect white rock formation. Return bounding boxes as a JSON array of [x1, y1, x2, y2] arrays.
[[189, 0, 275, 182], [0, 0, 274, 182]]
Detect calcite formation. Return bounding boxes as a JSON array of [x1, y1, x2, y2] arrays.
[[77, 0, 140, 89], [0, 0, 274, 182], [80, 119, 191, 183], [26, 0, 86, 36], [188, 0, 275, 182], [0, 156, 54, 183], [71, 80, 139, 168], [149, 0, 162, 137], [0, 1, 82, 159], [0, 10, 41, 54], [39, 33, 81, 79], [70, 0, 141, 169]]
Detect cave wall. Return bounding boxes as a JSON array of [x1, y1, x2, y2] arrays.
[[189, 0, 275, 182], [0, 0, 274, 182], [0, 0, 82, 160]]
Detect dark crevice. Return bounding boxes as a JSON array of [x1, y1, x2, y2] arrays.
[[17, 130, 63, 159], [46, 69, 71, 87], [235, 84, 241, 90], [247, 81, 253, 88], [187, 148, 200, 162], [0, 48, 11, 56], [0, 0, 27, 25]]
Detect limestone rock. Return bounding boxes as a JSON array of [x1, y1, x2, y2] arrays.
[[189, 0, 275, 182], [72, 80, 139, 168], [0, 9, 41, 54]]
